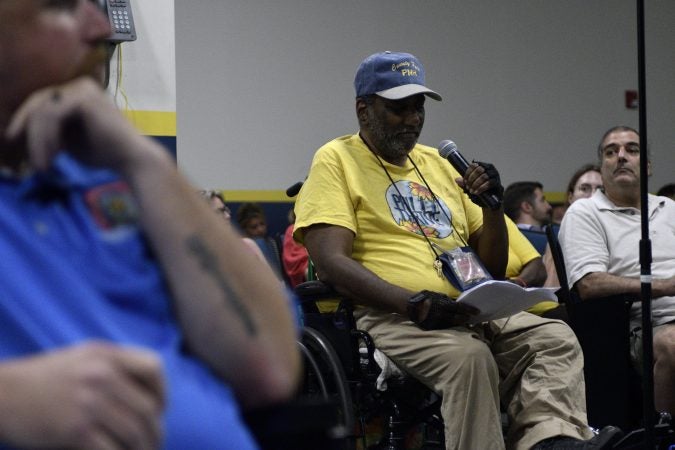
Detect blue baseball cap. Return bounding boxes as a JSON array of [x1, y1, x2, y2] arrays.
[[354, 51, 442, 101]]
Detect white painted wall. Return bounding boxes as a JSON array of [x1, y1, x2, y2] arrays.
[[176, 1, 674, 194], [108, 0, 175, 113]]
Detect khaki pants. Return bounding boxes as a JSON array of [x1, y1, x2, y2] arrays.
[[355, 310, 593, 450]]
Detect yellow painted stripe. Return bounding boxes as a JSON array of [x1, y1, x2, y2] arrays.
[[220, 190, 568, 204], [121, 110, 176, 136], [220, 190, 293, 202], [545, 191, 566, 204]]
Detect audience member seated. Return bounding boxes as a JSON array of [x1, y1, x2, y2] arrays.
[[199, 190, 267, 262], [0, 2, 300, 448], [550, 202, 566, 225], [282, 209, 309, 288], [566, 164, 603, 208], [294, 50, 620, 449], [656, 182, 675, 200], [236, 202, 269, 239], [236, 202, 284, 276], [505, 219, 563, 318], [560, 125, 675, 417], [543, 164, 603, 288], [200, 188, 232, 217], [503, 181, 552, 254]]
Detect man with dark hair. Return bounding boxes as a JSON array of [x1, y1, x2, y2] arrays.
[[0, 1, 300, 448], [503, 181, 552, 256], [560, 125, 675, 417], [294, 51, 620, 450], [503, 181, 553, 231]]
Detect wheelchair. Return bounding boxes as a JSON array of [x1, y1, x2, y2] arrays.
[[296, 280, 445, 450]]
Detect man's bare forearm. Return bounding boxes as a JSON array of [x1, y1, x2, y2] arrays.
[[576, 272, 675, 300], [185, 235, 257, 336], [517, 258, 547, 287], [316, 253, 413, 315], [305, 225, 413, 315], [119, 143, 300, 408], [472, 208, 508, 279]]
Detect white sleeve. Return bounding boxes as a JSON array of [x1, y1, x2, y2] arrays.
[[558, 201, 610, 290]]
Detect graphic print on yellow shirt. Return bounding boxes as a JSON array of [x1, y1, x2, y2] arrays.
[[385, 180, 453, 240]]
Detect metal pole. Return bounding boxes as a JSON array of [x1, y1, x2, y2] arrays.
[[636, 0, 655, 447]]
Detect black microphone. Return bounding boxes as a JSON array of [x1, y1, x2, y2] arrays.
[[285, 181, 304, 198], [438, 140, 501, 209]]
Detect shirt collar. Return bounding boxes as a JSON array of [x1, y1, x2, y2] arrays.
[[593, 189, 664, 217], [0, 154, 119, 198]]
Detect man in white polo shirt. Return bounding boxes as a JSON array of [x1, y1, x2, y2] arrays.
[[560, 125, 675, 417]]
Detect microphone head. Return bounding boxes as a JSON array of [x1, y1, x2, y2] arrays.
[[438, 140, 458, 158], [285, 181, 304, 198]]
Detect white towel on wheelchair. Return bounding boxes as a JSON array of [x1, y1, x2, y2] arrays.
[[373, 349, 405, 391]]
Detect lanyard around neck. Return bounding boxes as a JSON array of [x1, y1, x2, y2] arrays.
[[360, 135, 469, 276]]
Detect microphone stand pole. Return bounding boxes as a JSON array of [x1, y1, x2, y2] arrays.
[[616, 5, 675, 446], [635, 0, 655, 448]]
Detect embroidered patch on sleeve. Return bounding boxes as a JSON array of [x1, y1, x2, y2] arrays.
[[85, 181, 139, 230]]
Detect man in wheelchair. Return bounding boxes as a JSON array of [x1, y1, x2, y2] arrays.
[[293, 51, 621, 450]]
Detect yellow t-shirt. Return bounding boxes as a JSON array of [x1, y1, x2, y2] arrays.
[[505, 219, 558, 315], [505, 218, 539, 278], [294, 134, 483, 299]]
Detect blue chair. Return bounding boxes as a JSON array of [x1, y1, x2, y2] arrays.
[[519, 228, 548, 255]]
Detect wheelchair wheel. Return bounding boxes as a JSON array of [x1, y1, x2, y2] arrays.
[[299, 326, 356, 450]]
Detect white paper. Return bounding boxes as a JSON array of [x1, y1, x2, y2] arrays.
[[456, 280, 558, 324]]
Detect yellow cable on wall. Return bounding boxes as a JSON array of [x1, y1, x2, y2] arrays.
[[112, 44, 176, 137]]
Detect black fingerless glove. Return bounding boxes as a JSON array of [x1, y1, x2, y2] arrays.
[[465, 161, 504, 210], [407, 290, 461, 330]]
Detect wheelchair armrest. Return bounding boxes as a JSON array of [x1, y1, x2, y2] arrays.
[[294, 280, 339, 303]]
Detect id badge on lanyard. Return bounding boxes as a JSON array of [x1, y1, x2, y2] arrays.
[[433, 244, 493, 292]]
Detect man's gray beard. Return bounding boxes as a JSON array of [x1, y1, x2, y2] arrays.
[[365, 109, 415, 162]]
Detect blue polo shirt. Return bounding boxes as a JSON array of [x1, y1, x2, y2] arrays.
[[0, 154, 257, 449]]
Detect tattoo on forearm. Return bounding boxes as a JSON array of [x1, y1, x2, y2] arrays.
[[186, 235, 257, 336]]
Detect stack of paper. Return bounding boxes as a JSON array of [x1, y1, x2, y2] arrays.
[[457, 280, 558, 324]]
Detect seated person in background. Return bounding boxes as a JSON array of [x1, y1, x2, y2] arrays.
[[236, 202, 283, 275], [200, 188, 232, 216], [503, 180, 565, 290], [294, 50, 619, 450], [199, 190, 267, 262], [505, 219, 563, 318], [550, 203, 566, 225], [236, 202, 269, 239], [282, 209, 309, 288], [566, 164, 603, 208], [505, 218, 546, 288], [503, 181, 553, 233], [560, 125, 675, 417], [0, 1, 300, 448], [656, 182, 675, 200], [543, 164, 603, 287], [503, 181, 552, 256]]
